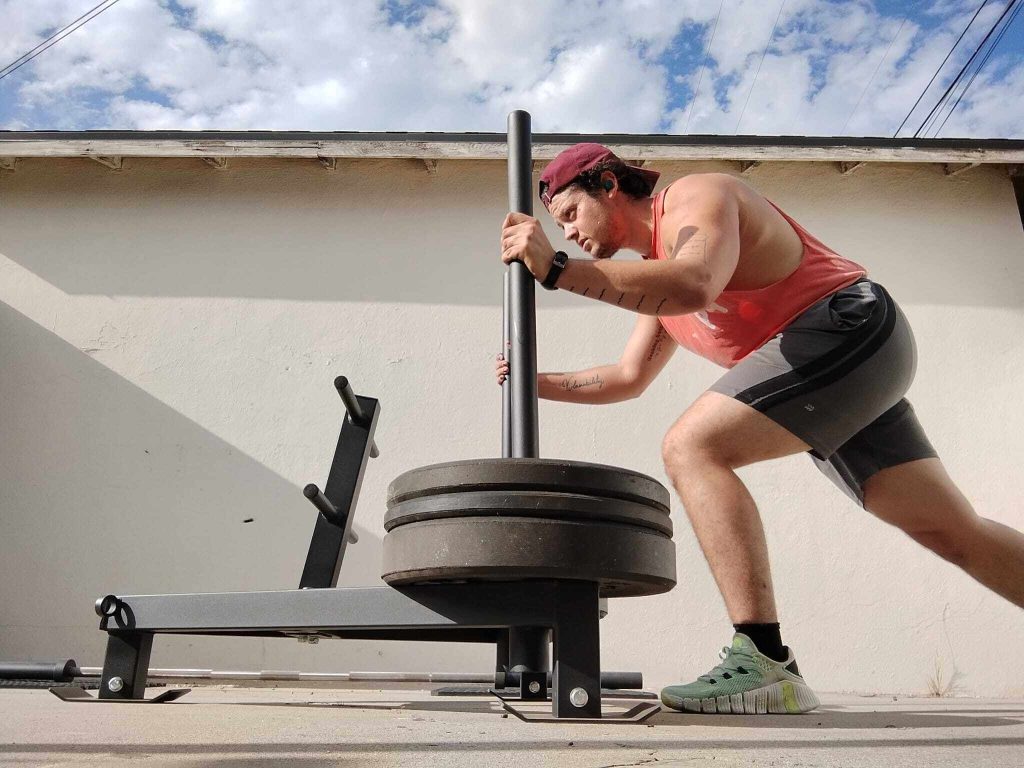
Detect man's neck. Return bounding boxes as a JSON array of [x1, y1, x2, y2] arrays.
[[622, 195, 655, 256]]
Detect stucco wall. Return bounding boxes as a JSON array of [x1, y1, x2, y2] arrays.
[[1, 155, 1021, 696]]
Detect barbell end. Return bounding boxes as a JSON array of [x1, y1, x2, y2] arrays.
[[96, 595, 121, 618]]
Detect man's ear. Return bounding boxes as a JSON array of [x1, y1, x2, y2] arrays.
[[601, 171, 617, 194]]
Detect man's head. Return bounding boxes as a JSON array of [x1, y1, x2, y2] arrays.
[[538, 143, 659, 259]]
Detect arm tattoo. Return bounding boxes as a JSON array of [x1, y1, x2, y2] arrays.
[[559, 374, 604, 392], [635, 294, 645, 311], [598, 289, 606, 300], [582, 287, 589, 296], [616, 292, 624, 306], [655, 298, 667, 314], [646, 326, 667, 362], [674, 232, 709, 263]]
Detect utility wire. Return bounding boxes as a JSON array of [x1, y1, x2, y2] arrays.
[[933, 0, 1022, 136], [894, 0, 989, 138], [684, 0, 725, 135], [735, 0, 787, 134], [841, 17, 907, 135], [913, 0, 1018, 137], [0, 0, 123, 83], [0, 0, 111, 77], [918, 0, 1017, 137]]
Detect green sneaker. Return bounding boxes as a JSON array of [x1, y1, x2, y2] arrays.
[[661, 633, 819, 714]]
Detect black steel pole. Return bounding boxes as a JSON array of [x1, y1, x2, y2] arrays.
[[506, 109, 539, 458], [501, 271, 512, 458], [504, 109, 550, 681]]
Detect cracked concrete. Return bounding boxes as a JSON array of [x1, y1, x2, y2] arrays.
[[1, 685, 1022, 767]]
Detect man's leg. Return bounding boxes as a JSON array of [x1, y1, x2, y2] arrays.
[[661, 391, 812, 624], [660, 391, 821, 714], [862, 457, 1024, 608]]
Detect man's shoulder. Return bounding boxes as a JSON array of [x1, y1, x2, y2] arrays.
[[660, 173, 745, 224], [662, 172, 742, 209]]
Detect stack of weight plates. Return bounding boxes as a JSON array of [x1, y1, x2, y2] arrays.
[[381, 458, 676, 597]]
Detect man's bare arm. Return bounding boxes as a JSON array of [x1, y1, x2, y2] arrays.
[[555, 175, 741, 315], [538, 365, 637, 404], [538, 315, 676, 404]]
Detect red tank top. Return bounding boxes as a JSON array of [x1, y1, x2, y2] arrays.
[[645, 186, 867, 368]]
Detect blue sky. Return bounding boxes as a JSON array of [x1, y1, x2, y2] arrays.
[[1, 0, 1021, 137]]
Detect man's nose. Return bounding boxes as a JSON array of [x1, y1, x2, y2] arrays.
[[564, 225, 578, 242]]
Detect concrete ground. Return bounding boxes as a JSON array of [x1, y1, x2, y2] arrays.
[[2, 685, 1022, 767]]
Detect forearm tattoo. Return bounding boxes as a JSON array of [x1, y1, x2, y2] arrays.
[[559, 374, 604, 392], [559, 259, 685, 315], [561, 283, 674, 315], [646, 326, 667, 362]]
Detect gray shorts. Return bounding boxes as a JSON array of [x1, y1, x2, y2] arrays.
[[710, 278, 938, 506]]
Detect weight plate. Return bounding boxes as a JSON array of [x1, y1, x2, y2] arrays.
[[384, 490, 672, 537], [381, 516, 677, 598], [388, 458, 670, 512]]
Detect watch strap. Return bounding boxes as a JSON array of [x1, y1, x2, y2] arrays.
[[541, 250, 569, 290]]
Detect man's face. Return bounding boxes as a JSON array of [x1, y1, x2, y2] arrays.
[[547, 184, 623, 260]]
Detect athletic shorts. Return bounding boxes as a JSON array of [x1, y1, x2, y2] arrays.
[[710, 278, 938, 506]]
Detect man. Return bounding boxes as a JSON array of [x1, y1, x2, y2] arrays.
[[497, 142, 1024, 715]]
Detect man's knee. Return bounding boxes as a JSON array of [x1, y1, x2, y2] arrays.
[[906, 526, 972, 567], [661, 422, 728, 474]]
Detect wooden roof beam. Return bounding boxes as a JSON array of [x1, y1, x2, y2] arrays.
[[944, 161, 980, 177], [202, 157, 228, 170], [837, 161, 866, 175], [90, 155, 123, 171]]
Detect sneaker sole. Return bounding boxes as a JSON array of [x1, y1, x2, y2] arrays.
[[661, 679, 820, 714]]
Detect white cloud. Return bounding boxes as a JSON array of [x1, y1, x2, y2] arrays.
[[0, 0, 1020, 138]]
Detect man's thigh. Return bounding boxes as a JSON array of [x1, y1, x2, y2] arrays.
[[665, 391, 811, 468], [862, 457, 975, 534]]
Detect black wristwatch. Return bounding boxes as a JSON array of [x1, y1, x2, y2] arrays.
[[541, 250, 569, 290]]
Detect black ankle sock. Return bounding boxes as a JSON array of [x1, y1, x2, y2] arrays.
[[733, 622, 786, 662]]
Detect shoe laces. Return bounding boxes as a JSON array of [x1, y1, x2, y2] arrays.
[[697, 645, 756, 684]]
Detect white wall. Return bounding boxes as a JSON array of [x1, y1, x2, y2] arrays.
[[1, 156, 1021, 696]]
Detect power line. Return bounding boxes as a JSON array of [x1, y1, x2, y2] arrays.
[[735, 0, 787, 134], [841, 17, 907, 135], [0, 0, 123, 83], [913, 0, 1018, 138], [684, 0, 725, 135], [933, 0, 1022, 136], [0, 0, 111, 78], [893, 0, 990, 138]]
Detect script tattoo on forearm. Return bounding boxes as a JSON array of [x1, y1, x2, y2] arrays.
[[655, 298, 667, 314], [559, 374, 604, 392], [646, 326, 667, 361]]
